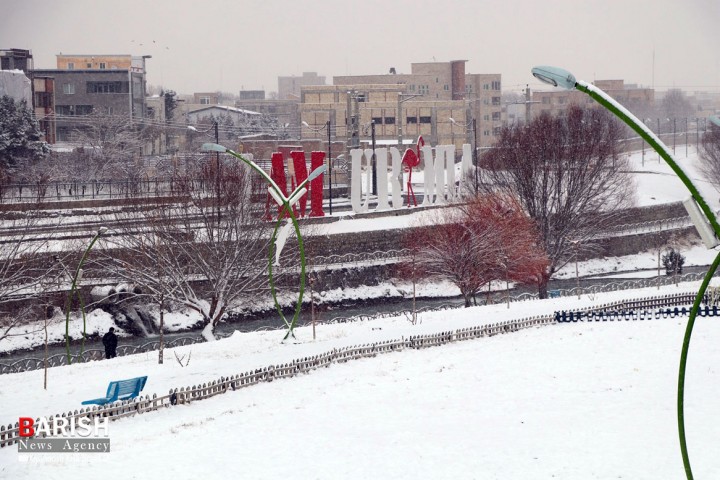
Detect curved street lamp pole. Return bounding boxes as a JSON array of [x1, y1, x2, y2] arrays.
[[202, 142, 325, 341], [64, 226, 107, 363], [532, 66, 720, 480]]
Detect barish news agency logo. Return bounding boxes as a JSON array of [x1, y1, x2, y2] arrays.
[[17, 416, 110, 453]]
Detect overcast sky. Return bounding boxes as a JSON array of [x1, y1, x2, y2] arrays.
[[1, 0, 719, 96]]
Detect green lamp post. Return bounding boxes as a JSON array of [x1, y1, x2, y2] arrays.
[[201, 143, 325, 340], [64, 226, 107, 363], [532, 66, 720, 479]]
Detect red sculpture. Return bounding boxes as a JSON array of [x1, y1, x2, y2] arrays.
[[309, 151, 325, 217], [401, 136, 424, 207]]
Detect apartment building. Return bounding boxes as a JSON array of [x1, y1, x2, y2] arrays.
[[278, 72, 326, 100], [31, 54, 149, 142], [532, 79, 654, 119], [302, 60, 502, 149]]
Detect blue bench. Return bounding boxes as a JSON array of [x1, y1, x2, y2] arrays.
[[548, 290, 561, 298], [81, 376, 148, 405]]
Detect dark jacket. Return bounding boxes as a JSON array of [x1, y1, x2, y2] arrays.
[[102, 331, 118, 357]]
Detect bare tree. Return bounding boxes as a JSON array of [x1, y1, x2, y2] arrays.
[[661, 89, 695, 120], [0, 209, 64, 350], [66, 112, 149, 183], [97, 154, 277, 340], [413, 195, 548, 307], [699, 123, 720, 189], [480, 106, 633, 298]]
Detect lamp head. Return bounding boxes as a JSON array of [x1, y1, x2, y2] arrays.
[[201, 143, 227, 153], [449, 117, 457, 124], [301, 121, 310, 127], [531, 66, 577, 90], [308, 165, 327, 181], [187, 125, 198, 132]]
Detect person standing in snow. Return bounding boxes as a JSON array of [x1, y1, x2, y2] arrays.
[[103, 327, 118, 359]]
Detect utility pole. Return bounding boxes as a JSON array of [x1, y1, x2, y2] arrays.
[[214, 120, 220, 237], [525, 85, 532, 124], [371, 120, 377, 195], [472, 118, 478, 194], [327, 119, 332, 215]]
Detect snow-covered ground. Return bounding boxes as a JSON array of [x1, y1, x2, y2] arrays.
[[2, 145, 720, 478], [1, 280, 719, 479]]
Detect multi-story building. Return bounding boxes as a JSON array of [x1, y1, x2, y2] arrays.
[[193, 92, 221, 105], [31, 54, 149, 142], [532, 79, 654, 119], [278, 72, 326, 100], [301, 60, 502, 150], [1, 48, 33, 72]]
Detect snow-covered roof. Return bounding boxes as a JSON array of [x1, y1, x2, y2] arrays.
[[188, 105, 261, 116]]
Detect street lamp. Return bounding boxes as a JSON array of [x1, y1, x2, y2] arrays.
[[302, 120, 334, 214], [532, 65, 720, 479], [64, 226, 107, 363], [188, 122, 221, 236], [202, 142, 325, 341]]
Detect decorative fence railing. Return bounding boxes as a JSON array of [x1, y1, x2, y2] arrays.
[[2, 272, 717, 376], [604, 214, 694, 237], [555, 305, 720, 323], [0, 312, 554, 449]]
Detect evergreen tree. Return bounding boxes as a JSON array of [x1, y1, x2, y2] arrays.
[[0, 95, 49, 167], [662, 248, 685, 276], [162, 90, 178, 122]]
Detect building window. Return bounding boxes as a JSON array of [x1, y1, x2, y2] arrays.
[[34, 92, 52, 108], [419, 116, 432, 124], [492, 80, 501, 90], [62, 83, 75, 94], [542, 97, 550, 104], [86, 63, 92, 68], [406, 116, 417, 124], [87, 81, 129, 94], [57, 127, 71, 142], [372, 117, 383, 125], [492, 112, 501, 121], [558, 97, 566, 104], [56, 105, 93, 116], [484, 114, 490, 121], [200, 97, 210, 105], [443, 85, 449, 91], [384, 117, 395, 124], [67, 62, 74, 70], [484, 84, 489, 90], [409, 84, 415, 91], [99, 62, 106, 69], [492, 97, 501, 106], [484, 130, 490, 136], [493, 127, 501, 136]]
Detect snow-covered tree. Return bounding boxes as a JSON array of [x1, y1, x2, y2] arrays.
[[699, 122, 720, 189], [480, 106, 633, 298], [661, 89, 695, 120], [0, 95, 49, 169], [96, 154, 282, 340], [412, 195, 548, 307]]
